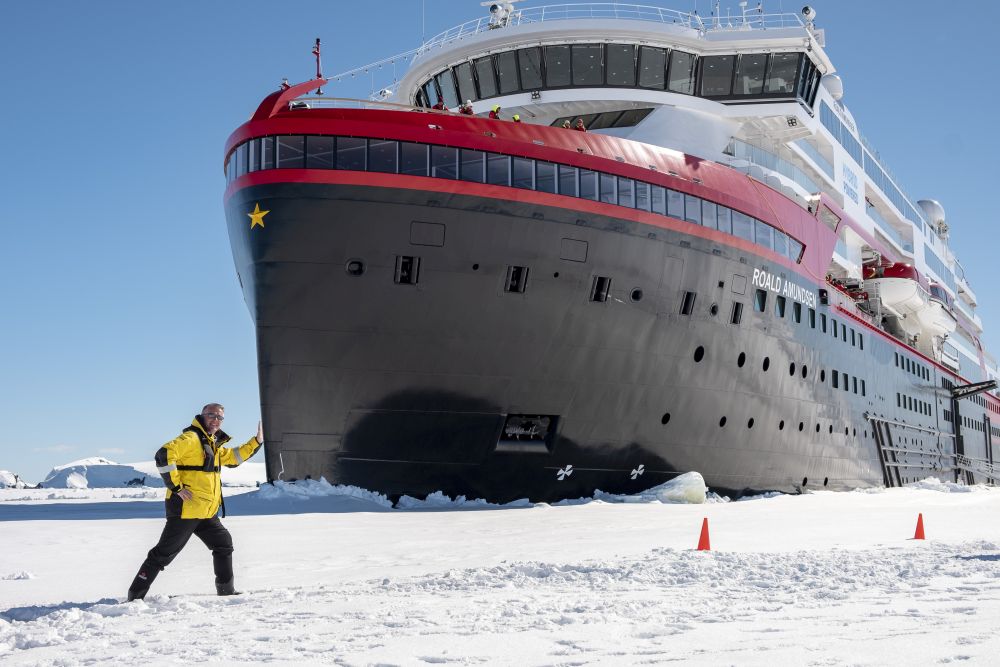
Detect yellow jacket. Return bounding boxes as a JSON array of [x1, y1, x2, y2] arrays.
[[154, 416, 262, 519]]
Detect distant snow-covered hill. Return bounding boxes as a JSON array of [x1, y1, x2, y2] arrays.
[[0, 470, 29, 488], [39, 457, 266, 489]]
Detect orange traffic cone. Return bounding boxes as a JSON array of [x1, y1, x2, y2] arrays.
[[697, 517, 711, 551], [913, 513, 925, 540]]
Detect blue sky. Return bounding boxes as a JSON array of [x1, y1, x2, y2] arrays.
[[2, 1, 997, 482]]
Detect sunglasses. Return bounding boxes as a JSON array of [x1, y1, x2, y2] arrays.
[[203, 412, 225, 421]]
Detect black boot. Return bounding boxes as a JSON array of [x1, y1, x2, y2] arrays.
[[216, 579, 238, 596], [127, 562, 160, 601]]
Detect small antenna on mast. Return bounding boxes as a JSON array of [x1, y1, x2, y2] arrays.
[[313, 38, 324, 95]]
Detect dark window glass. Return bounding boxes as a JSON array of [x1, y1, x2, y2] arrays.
[[700, 55, 735, 96], [276, 135, 304, 169], [336, 137, 366, 170], [368, 139, 398, 173], [754, 219, 773, 250], [617, 177, 634, 207], [454, 62, 478, 102], [430, 145, 457, 179], [766, 53, 801, 94], [772, 230, 789, 257], [517, 47, 543, 90], [793, 302, 802, 323], [732, 211, 754, 241], [260, 136, 274, 170], [754, 288, 767, 312], [436, 70, 459, 108], [635, 181, 650, 211], [558, 164, 577, 196], [226, 155, 234, 182], [579, 169, 598, 200], [716, 206, 732, 234], [684, 194, 702, 224], [651, 185, 666, 215], [833, 370, 839, 389], [667, 50, 696, 94], [735, 53, 767, 96], [306, 135, 335, 169], [399, 142, 428, 176], [600, 173, 616, 203], [486, 153, 510, 185], [701, 200, 718, 230], [475, 57, 498, 98], [589, 111, 623, 130], [422, 80, 440, 107], [821, 313, 827, 332], [667, 189, 685, 219], [415, 88, 428, 108], [248, 138, 259, 172], [512, 157, 533, 189], [606, 44, 636, 85], [236, 143, 247, 176], [459, 149, 485, 183], [788, 238, 804, 262], [851, 329, 856, 346], [638, 46, 667, 89], [775, 295, 786, 318], [614, 108, 654, 127], [809, 308, 816, 328], [572, 44, 604, 86], [544, 45, 572, 87], [832, 319, 839, 338], [536, 161, 556, 193], [496, 51, 520, 94]]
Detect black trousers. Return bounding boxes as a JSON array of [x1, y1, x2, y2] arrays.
[[129, 516, 234, 596]]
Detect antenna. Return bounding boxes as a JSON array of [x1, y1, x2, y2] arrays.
[[480, 1, 522, 28], [312, 38, 324, 95]]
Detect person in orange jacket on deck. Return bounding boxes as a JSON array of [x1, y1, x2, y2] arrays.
[[126, 403, 263, 601]]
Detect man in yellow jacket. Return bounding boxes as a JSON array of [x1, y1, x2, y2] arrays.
[[126, 403, 262, 601]]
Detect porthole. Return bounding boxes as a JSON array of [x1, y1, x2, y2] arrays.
[[694, 346, 705, 362], [801, 365, 808, 379], [738, 352, 746, 368], [820, 369, 826, 382], [815, 424, 820, 433], [762, 357, 770, 372], [828, 425, 833, 434], [719, 416, 727, 427], [852, 428, 856, 437], [630, 288, 643, 302], [345, 259, 366, 276], [798, 422, 804, 432], [709, 303, 719, 316], [779, 420, 785, 430], [802, 477, 808, 487], [661, 413, 671, 425], [473, 263, 480, 271], [553, 271, 559, 278], [747, 418, 755, 429], [789, 362, 796, 376], [844, 427, 849, 435], [823, 477, 829, 487]]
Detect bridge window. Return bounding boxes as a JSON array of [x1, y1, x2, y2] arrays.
[[617, 177, 634, 208], [436, 69, 459, 108], [496, 51, 520, 94], [459, 149, 485, 183], [512, 156, 534, 189], [486, 153, 510, 185], [635, 181, 650, 211], [430, 145, 457, 179], [454, 62, 478, 102], [306, 136, 334, 169], [579, 169, 598, 200], [651, 185, 666, 215], [544, 45, 571, 87], [700, 55, 735, 97], [638, 46, 667, 89], [716, 206, 732, 234], [261, 136, 274, 170], [536, 160, 556, 193], [518, 47, 544, 90], [754, 219, 773, 250], [667, 189, 685, 219], [422, 80, 440, 107], [667, 50, 696, 94], [766, 53, 801, 94], [701, 200, 718, 230], [572, 44, 604, 86], [606, 44, 637, 86], [558, 164, 578, 196], [368, 139, 398, 173], [773, 230, 789, 257], [276, 135, 304, 169], [336, 137, 366, 171], [400, 142, 428, 176], [600, 173, 616, 204], [474, 57, 498, 98], [735, 54, 767, 96], [684, 194, 702, 224]]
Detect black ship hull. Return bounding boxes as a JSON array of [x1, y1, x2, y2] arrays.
[[225, 178, 987, 502]]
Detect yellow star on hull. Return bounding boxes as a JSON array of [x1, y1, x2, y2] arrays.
[[248, 203, 270, 229]]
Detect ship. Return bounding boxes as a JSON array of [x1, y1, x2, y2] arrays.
[[223, 1, 1000, 502]]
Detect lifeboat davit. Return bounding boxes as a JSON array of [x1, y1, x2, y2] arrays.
[[867, 263, 957, 338]]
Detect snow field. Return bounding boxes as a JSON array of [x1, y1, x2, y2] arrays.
[[3, 482, 1000, 664]]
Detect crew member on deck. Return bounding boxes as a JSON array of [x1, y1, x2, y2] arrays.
[[562, 120, 572, 129], [432, 100, 445, 110], [512, 114, 521, 123], [459, 100, 474, 115], [574, 118, 587, 132], [489, 104, 501, 119]]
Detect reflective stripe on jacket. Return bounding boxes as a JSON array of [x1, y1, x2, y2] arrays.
[[154, 416, 262, 519]]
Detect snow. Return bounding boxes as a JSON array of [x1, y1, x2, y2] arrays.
[[3, 477, 1000, 664], [37, 456, 266, 489], [0, 471, 27, 489]]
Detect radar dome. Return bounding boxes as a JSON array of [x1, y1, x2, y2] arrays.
[[801, 6, 816, 20], [918, 200, 946, 226], [822, 74, 844, 101]]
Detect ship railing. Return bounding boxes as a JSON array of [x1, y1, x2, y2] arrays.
[[327, 4, 805, 89], [287, 97, 441, 112]]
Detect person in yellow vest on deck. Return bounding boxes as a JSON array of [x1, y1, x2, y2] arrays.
[[126, 403, 263, 601]]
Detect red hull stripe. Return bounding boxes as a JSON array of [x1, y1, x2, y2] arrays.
[[226, 168, 818, 282]]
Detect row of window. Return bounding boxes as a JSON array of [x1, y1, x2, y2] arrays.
[[225, 134, 806, 263], [416, 44, 820, 108], [751, 288, 865, 350], [963, 415, 986, 433], [897, 393, 932, 417], [896, 353, 929, 381], [832, 369, 867, 397]]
